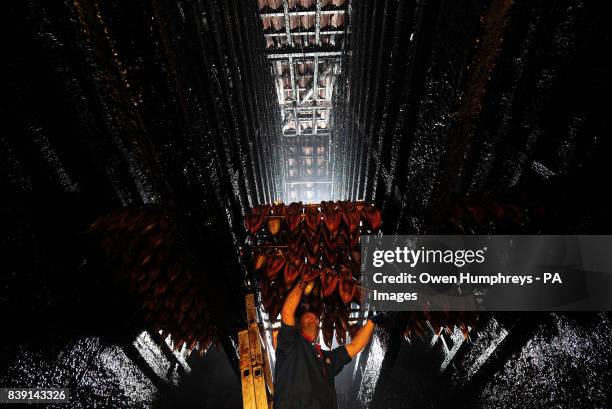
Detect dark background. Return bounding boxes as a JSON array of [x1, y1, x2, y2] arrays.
[[2, 0, 611, 408]]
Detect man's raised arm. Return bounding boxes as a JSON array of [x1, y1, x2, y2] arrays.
[[344, 320, 375, 358], [281, 281, 305, 326]]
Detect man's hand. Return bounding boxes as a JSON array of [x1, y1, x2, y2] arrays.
[[280, 281, 306, 326], [345, 320, 375, 358]]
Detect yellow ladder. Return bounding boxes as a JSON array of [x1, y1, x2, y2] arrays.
[[239, 293, 274, 409]]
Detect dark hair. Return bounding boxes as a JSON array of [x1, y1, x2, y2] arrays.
[[295, 304, 319, 331]]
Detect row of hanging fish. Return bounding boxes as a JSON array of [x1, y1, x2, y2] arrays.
[[88, 208, 216, 355], [246, 201, 382, 348], [248, 201, 480, 346], [385, 311, 477, 341]]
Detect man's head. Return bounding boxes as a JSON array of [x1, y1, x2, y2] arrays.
[[299, 311, 319, 340]]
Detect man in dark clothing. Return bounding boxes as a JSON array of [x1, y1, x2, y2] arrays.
[[273, 281, 377, 409]]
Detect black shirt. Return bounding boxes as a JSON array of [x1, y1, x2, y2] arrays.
[[273, 322, 352, 409]]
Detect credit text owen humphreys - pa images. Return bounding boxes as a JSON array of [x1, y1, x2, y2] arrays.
[[368, 246, 562, 303]]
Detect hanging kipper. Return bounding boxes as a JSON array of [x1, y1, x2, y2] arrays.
[[88, 208, 217, 355], [246, 200, 381, 348]]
